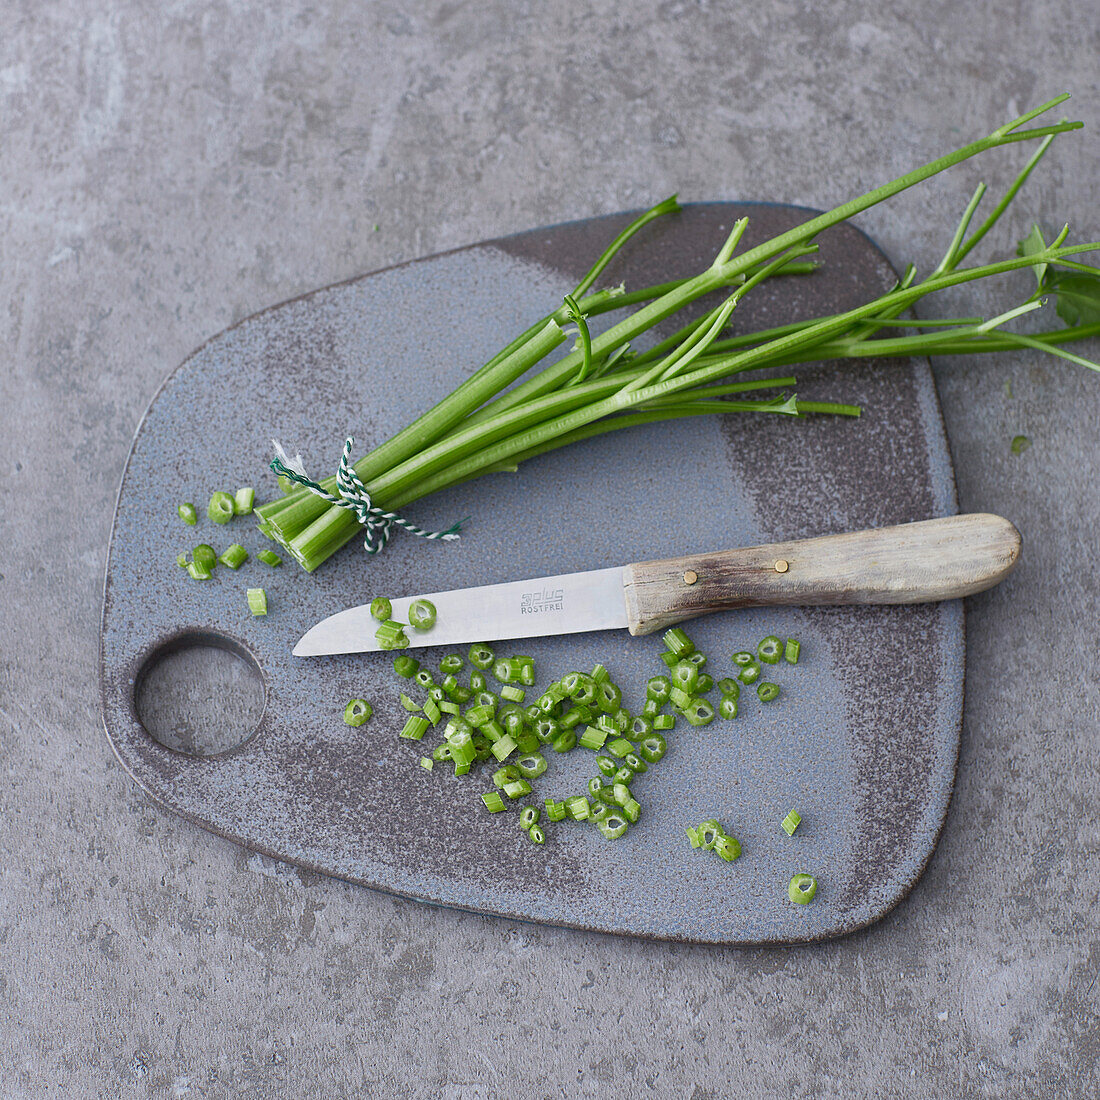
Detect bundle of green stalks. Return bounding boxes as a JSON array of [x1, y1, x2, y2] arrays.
[[256, 95, 1099, 572]]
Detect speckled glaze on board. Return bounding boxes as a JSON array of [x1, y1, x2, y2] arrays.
[[100, 204, 962, 945]]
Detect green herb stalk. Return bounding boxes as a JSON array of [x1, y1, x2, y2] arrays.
[[256, 95, 1100, 571]]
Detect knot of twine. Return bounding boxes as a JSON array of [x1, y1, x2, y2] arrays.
[[269, 437, 462, 555]]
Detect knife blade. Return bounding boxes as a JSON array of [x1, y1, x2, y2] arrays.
[[293, 566, 628, 655], [293, 514, 1021, 657]]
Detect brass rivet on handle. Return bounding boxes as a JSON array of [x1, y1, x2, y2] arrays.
[[774, 559, 789, 573], [683, 570, 698, 585]]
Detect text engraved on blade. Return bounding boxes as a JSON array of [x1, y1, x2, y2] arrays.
[[519, 588, 564, 615]]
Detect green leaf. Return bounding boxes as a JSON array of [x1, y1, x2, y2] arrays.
[[1016, 223, 1049, 288], [1047, 272, 1100, 327]]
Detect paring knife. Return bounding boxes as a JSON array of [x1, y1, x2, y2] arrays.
[[293, 513, 1020, 656]]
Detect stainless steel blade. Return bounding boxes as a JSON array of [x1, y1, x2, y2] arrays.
[[293, 566, 629, 656]]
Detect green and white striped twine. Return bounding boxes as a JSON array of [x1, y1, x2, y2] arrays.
[[269, 437, 462, 555]]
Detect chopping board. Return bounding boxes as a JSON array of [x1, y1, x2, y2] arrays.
[[100, 203, 963, 945]]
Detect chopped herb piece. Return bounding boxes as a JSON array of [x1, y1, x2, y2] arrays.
[[233, 487, 256, 515], [408, 598, 437, 631], [596, 755, 617, 777], [671, 660, 699, 693], [502, 778, 532, 800], [481, 718, 504, 742], [784, 638, 801, 665], [370, 597, 393, 622], [544, 798, 567, 822], [782, 810, 802, 836], [534, 717, 562, 744], [420, 757, 433, 770], [663, 628, 695, 656], [257, 549, 283, 567], [246, 587, 267, 615], [528, 824, 546, 844], [737, 660, 761, 685], [1011, 434, 1032, 455], [559, 707, 585, 730], [608, 782, 632, 807], [668, 685, 694, 710], [597, 681, 622, 713], [564, 796, 591, 821], [757, 635, 783, 663], [463, 703, 494, 727], [579, 725, 608, 751], [399, 715, 429, 740], [492, 765, 520, 789], [638, 733, 667, 762], [482, 791, 507, 812], [646, 676, 672, 702], [178, 502, 198, 526], [789, 873, 818, 904], [597, 814, 628, 840], [718, 696, 739, 719], [551, 729, 577, 753], [757, 682, 780, 702], [569, 675, 598, 706], [393, 655, 419, 678], [653, 714, 675, 731], [515, 753, 547, 779], [519, 805, 541, 829], [187, 561, 212, 580], [208, 491, 235, 524], [399, 693, 421, 712], [375, 621, 408, 649], [440, 654, 464, 674], [713, 834, 741, 861], [697, 820, 723, 850], [218, 544, 248, 569], [682, 698, 715, 726], [344, 698, 372, 726], [469, 644, 495, 669], [491, 735, 517, 762], [192, 544, 217, 572]]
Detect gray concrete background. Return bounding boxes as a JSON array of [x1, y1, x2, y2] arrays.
[[2, 1, 1098, 1096]]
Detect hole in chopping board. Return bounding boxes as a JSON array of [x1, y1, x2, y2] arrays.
[[135, 635, 265, 756]]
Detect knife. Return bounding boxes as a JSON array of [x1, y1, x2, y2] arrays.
[[293, 513, 1020, 656]]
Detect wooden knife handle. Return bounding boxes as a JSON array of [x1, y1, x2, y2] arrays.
[[621, 513, 1021, 636]]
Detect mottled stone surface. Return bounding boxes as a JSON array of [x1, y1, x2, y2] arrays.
[[1, 1, 1097, 1096]]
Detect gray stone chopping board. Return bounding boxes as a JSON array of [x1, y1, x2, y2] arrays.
[[100, 203, 962, 944]]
